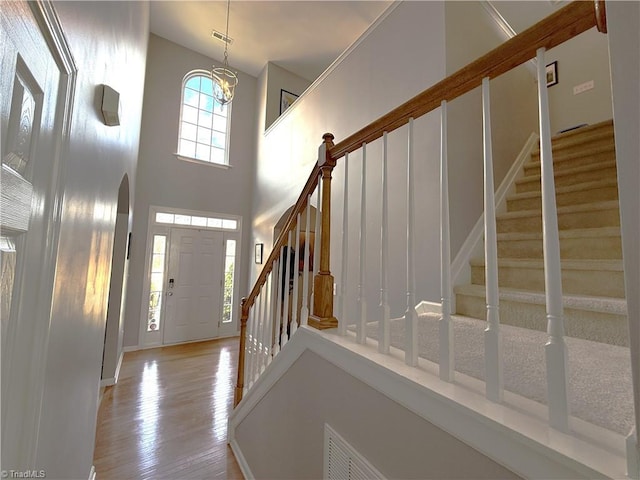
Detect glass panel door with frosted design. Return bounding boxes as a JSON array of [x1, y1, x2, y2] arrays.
[[147, 235, 167, 332], [222, 238, 236, 323]]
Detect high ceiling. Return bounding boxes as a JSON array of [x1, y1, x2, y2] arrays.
[[149, 1, 393, 82]]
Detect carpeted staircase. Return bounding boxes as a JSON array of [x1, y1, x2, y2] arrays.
[[454, 120, 629, 346]]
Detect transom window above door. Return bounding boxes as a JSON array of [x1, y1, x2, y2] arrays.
[[176, 71, 231, 166], [155, 211, 238, 231]]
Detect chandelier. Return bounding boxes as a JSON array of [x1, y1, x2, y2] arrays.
[[211, 0, 238, 105]]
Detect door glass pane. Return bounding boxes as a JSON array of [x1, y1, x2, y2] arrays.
[[155, 213, 174, 225], [191, 216, 207, 227], [222, 219, 237, 230], [222, 239, 236, 323], [174, 214, 191, 225], [147, 235, 167, 332]]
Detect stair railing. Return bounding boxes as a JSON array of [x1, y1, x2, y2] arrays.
[[234, 134, 337, 406], [233, 4, 639, 468]]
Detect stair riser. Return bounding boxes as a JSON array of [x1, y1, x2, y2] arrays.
[[507, 184, 619, 211], [454, 293, 628, 346], [524, 149, 615, 176], [497, 236, 623, 260], [497, 208, 620, 233], [516, 165, 617, 193], [470, 264, 625, 298]]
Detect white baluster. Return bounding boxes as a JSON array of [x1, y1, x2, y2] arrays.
[[357, 143, 368, 344], [301, 195, 312, 326], [379, 133, 390, 354], [265, 272, 275, 369], [281, 230, 293, 347], [338, 155, 349, 336], [537, 47, 569, 432], [253, 288, 262, 379], [250, 291, 262, 387], [311, 180, 322, 308], [273, 252, 284, 356], [243, 320, 250, 393], [245, 304, 255, 390], [405, 118, 418, 366], [254, 291, 264, 382], [439, 101, 455, 382], [256, 282, 265, 374], [290, 215, 301, 337], [482, 78, 504, 402], [258, 286, 268, 373], [627, 427, 639, 480]]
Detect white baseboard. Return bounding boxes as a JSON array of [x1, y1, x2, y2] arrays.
[[229, 438, 255, 480], [415, 301, 441, 315], [451, 132, 539, 297], [133, 334, 241, 352], [88, 465, 96, 480], [99, 351, 124, 387], [114, 350, 124, 383], [122, 345, 139, 353], [100, 377, 115, 388]]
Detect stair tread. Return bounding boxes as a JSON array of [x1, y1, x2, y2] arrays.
[[531, 120, 614, 153], [516, 159, 617, 185], [530, 132, 615, 156], [454, 284, 627, 315], [550, 119, 614, 141], [497, 200, 619, 220], [469, 257, 623, 271], [497, 227, 621, 241], [509, 178, 618, 201], [526, 143, 615, 166]]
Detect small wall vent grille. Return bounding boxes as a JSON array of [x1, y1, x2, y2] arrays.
[[211, 30, 233, 45], [324, 424, 385, 480]]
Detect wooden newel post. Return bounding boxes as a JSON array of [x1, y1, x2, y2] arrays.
[[309, 133, 339, 330], [234, 297, 249, 407]]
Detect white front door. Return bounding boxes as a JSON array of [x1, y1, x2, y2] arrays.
[[163, 228, 224, 344]]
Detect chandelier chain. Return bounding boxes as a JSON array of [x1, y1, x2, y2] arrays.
[[223, 0, 230, 68]]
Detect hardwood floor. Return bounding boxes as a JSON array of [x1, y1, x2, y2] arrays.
[[94, 337, 244, 479]]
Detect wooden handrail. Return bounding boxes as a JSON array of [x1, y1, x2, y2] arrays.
[[327, 0, 598, 162]]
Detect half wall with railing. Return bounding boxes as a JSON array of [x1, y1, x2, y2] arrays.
[[234, 1, 639, 476]]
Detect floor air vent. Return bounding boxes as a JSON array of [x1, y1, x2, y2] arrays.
[[324, 424, 385, 480]]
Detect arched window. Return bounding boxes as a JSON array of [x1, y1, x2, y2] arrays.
[[177, 70, 231, 165]]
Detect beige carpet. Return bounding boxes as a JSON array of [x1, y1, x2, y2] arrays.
[[359, 312, 634, 436]]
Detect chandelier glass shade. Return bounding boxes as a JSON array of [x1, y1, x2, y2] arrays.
[[212, 0, 237, 105], [211, 66, 237, 105]]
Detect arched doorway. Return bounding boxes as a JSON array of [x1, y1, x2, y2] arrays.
[[101, 175, 130, 385], [272, 204, 318, 328]]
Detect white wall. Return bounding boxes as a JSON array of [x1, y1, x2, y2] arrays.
[[236, 349, 520, 479], [251, 2, 446, 324], [19, 1, 148, 478], [264, 62, 311, 130], [123, 34, 257, 347], [490, 1, 613, 134], [546, 28, 613, 133], [444, 1, 538, 259]]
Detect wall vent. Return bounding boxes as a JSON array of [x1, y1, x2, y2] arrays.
[[324, 424, 386, 480], [211, 30, 233, 45]]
